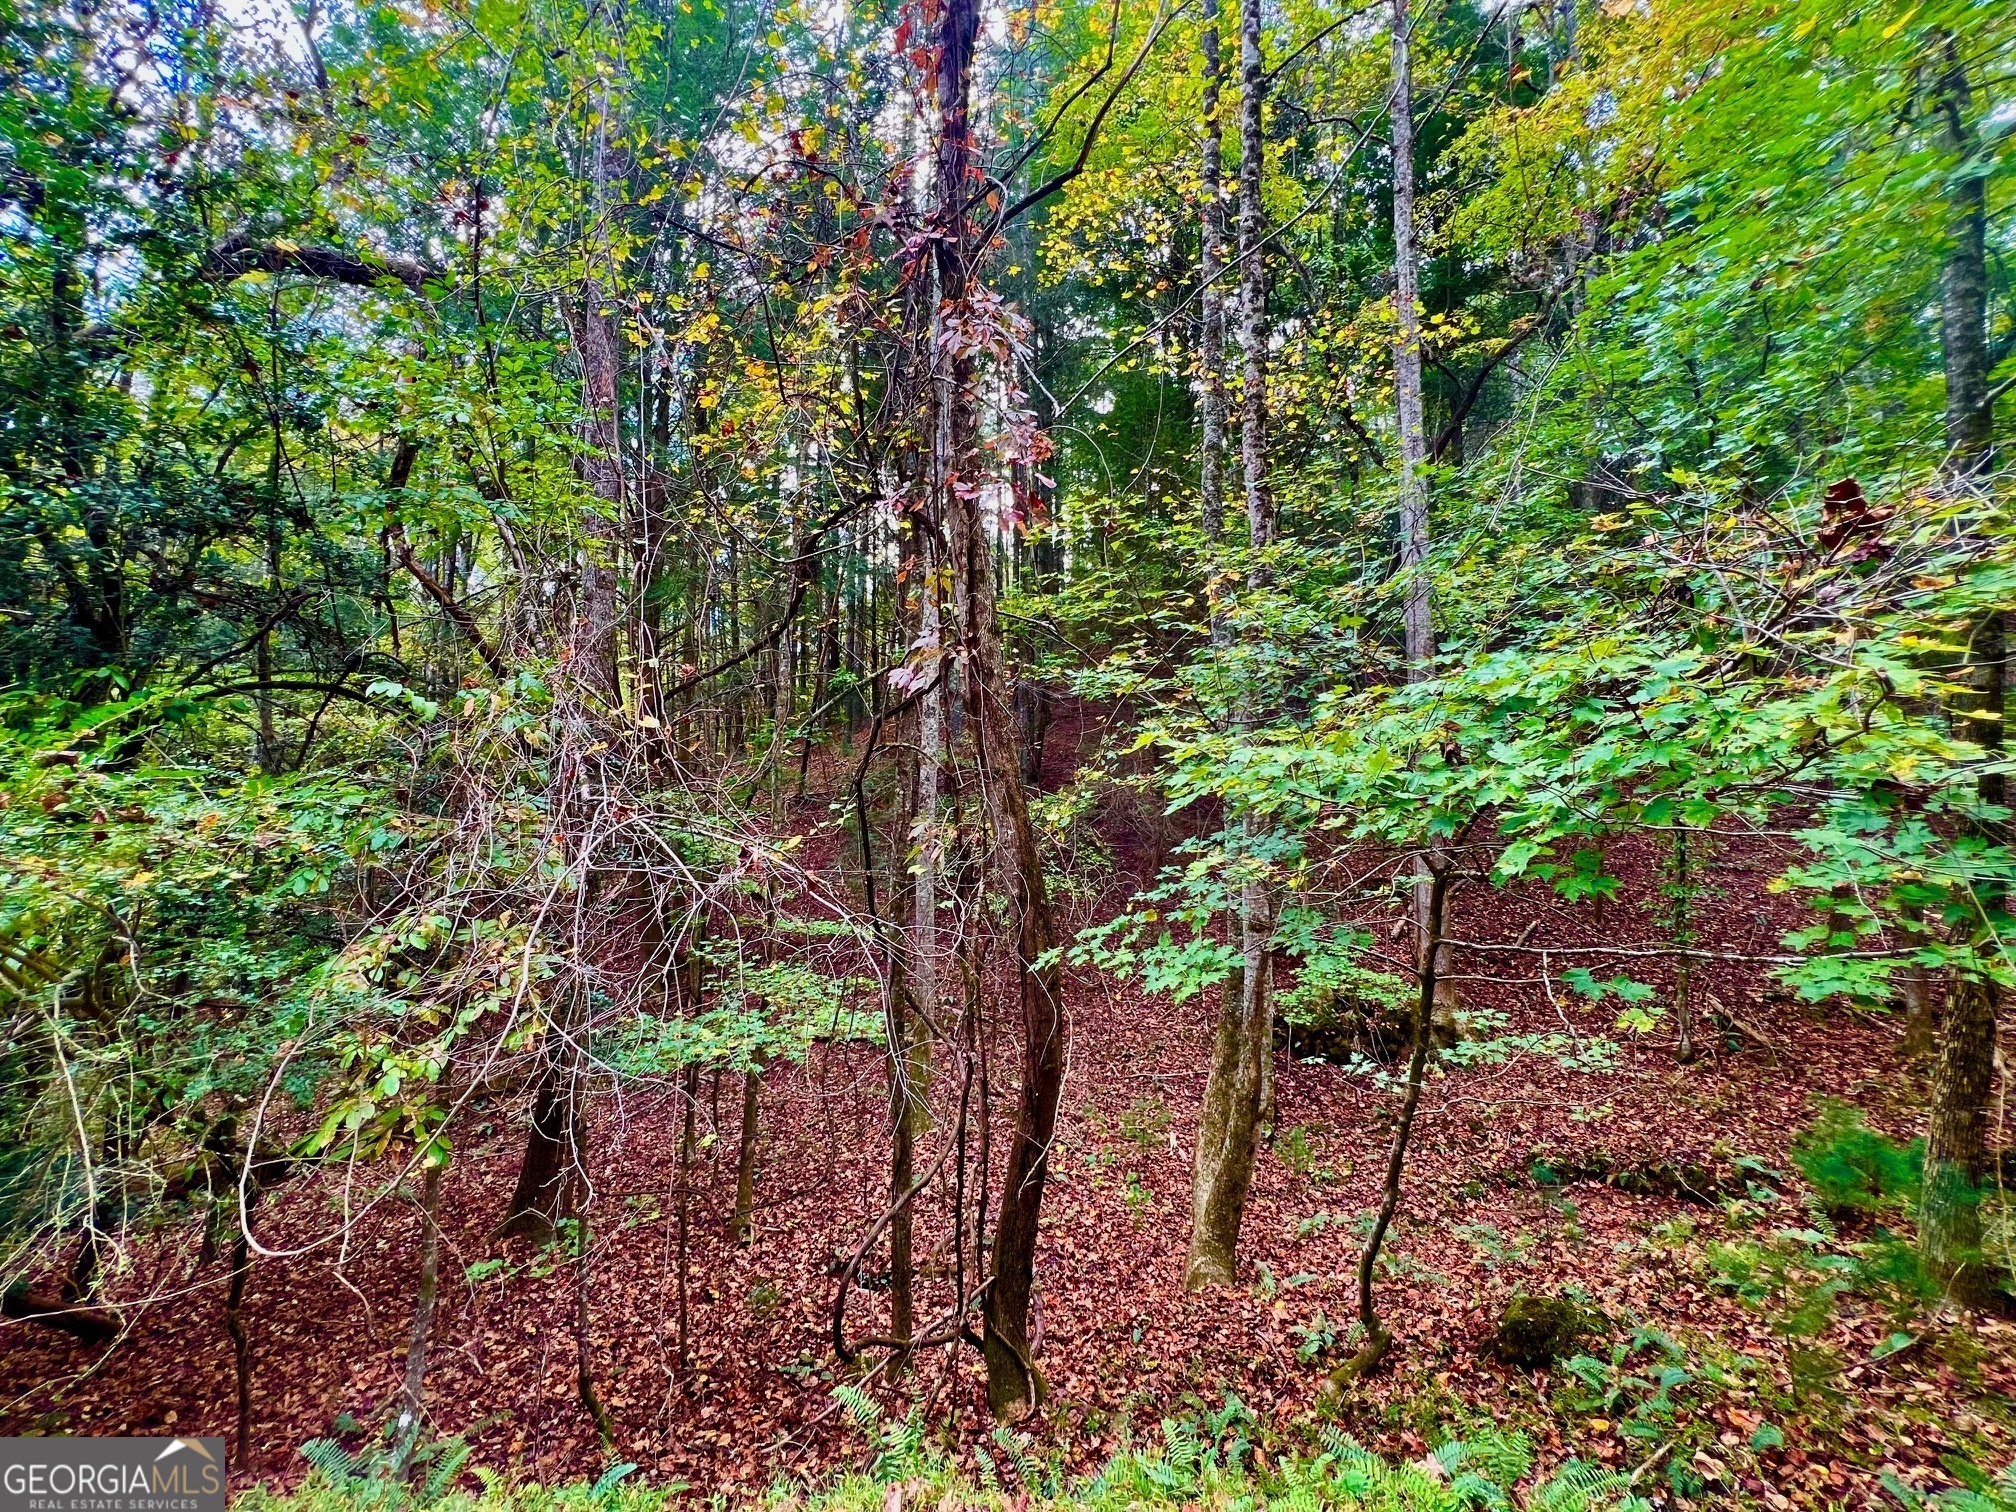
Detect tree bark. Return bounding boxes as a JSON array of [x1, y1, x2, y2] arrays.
[[1922, 609, 2004, 1302], [676, 1063, 697, 1370], [576, 1216, 615, 1449], [1184, 896, 1273, 1287], [885, 358, 946, 1364], [1923, 973, 1998, 1305], [1186, 0, 1277, 1291], [1935, 35, 1993, 477], [1923, 44, 2001, 1293], [497, 1024, 584, 1242], [567, 85, 627, 708], [731, 1064, 761, 1246], [1390, 0, 1461, 1034], [920, 0, 1066, 1421], [1236, 0, 1272, 568], [1333, 864, 1450, 1384], [225, 1230, 254, 1462], [1670, 830, 1696, 1065], [1199, 0, 1230, 650], [391, 1158, 444, 1480]]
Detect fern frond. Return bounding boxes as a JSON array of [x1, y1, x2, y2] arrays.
[[299, 1439, 362, 1486], [590, 1461, 639, 1498], [420, 1438, 472, 1504], [831, 1384, 883, 1433], [972, 1446, 1001, 1494]]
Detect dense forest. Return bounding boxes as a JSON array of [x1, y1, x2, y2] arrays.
[[0, 0, 2012, 1504]]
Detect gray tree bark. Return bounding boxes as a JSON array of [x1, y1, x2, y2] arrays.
[[1918, 36, 2001, 1302], [392, 1159, 444, 1479], [1186, 0, 1277, 1290], [1390, 0, 1462, 1033], [1935, 35, 1993, 477]]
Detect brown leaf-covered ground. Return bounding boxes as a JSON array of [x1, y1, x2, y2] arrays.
[[3, 708, 2010, 1509]]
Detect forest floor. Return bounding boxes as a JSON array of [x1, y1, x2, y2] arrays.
[[3, 705, 2012, 1510]]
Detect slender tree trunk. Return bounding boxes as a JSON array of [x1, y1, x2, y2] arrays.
[[887, 501, 942, 1364], [226, 1230, 254, 1463], [392, 1159, 445, 1479], [1333, 865, 1450, 1383], [887, 1046, 916, 1360], [567, 82, 626, 708], [1390, 0, 1461, 1034], [1186, 0, 1277, 1289], [1185, 894, 1273, 1287], [676, 1063, 697, 1370], [919, 0, 1065, 1421], [1919, 34, 2001, 1293], [1671, 830, 1696, 1065], [1922, 610, 2004, 1302], [1935, 35, 1993, 477], [1391, 0, 1429, 678], [576, 1216, 616, 1449], [1236, 0, 1271, 570], [962, 512, 1067, 1419], [731, 1064, 761, 1246], [1198, 0, 1229, 640], [570, 281, 626, 708], [768, 528, 797, 810], [1237, 0, 1278, 1150]]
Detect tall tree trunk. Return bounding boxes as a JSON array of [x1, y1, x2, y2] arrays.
[[569, 85, 626, 708], [497, 1020, 584, 1242], [1922, 610, 2004, 1302], [571, 283, 626, 708], [392, 1158, 445, 1479], [1186, 0, 1276, 1291], [576, 1216, 616, 1449], [1923, 974, 1998, 1305], [768, 525, 797, 809], [1333, 864, 1450, 1384], [1919, 35, 2001, 1301], [731, 1064, 761, 1246], [959, 498, 1067, 1421], [887, 499, 943, 1365], [1670, 830, 1696, 1065], [1390, 0, 1461, 1034], [1198, 0, 1229, 631], [225, 1229, 254, 1462], [925, 0, 1065, 1420], [1935, 35, 1993, 478], [676, 1063, 697, 1369]]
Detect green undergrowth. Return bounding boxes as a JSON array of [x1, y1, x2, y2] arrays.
[[243, 1399, 1656, 1512], [237, 1392, 2016, 1512]]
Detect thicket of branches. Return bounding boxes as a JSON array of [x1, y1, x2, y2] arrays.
[[0, 0, 2011, 1468]]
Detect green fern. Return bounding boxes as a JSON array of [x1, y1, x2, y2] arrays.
[[419, 1439, 472, 1504], [299, 1439, 363, 1486], [971, 1445, 1001, 1494], [1527, 1457, 1636, 1512], [993, 1425, 1049, 1496], [830, 1383, 882, 1434], [589, 1462, 639, 1498], [872, 1410, 925, 1483]]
